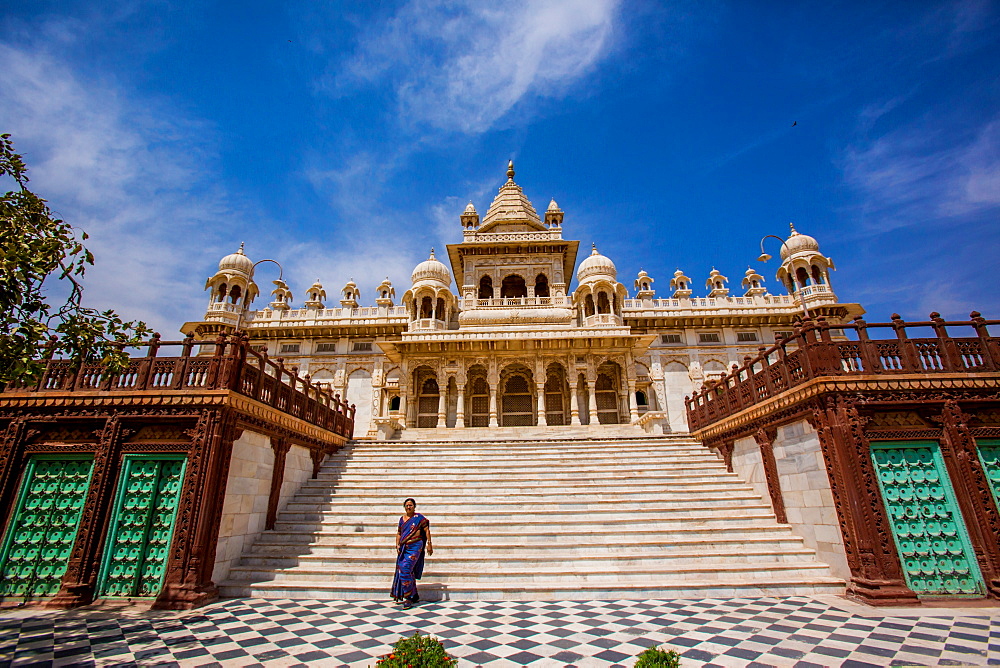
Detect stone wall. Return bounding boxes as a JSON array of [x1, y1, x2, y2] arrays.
[[279, 445, 317, 512], [213, 430, 275, 583], [728, 423, 849, 579], [771, 420, 849, 579], [730, 435, 771, 512]]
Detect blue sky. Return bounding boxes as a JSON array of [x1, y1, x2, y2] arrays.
[[2, 1, 998, 335]]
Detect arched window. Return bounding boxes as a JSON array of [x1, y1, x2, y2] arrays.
[[597, 292, 610, 314], [811, 265, 824, 284], [420, 296, 433, 318], [534, 273, 550, 298], [229, 285, 242, 304], [389, 396, 401, 411], [796, 267, 811, 287], [436, 297, 445, 320], [636, 390, 648, 406], [585, 294, 596, 316], [217, 284, 227, 302], [501, 274, 527, 298], [680, 281, 687, 290], [478, 275, 493, 299]]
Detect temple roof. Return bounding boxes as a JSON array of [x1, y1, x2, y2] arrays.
[[479, 161, 546, 232]]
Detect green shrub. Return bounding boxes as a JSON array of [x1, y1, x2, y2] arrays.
[[634, 644, 681, 668], [374, 631, 457, 667]]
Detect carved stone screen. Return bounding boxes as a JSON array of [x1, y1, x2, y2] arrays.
[[976, 439, 1000, 513]]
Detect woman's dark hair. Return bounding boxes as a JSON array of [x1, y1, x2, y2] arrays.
[[403, 497, 416, 506]]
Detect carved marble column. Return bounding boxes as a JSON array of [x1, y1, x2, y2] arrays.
[[753, 428, 787, 524], [436, 384, 448, 429], [627, 380, 640, 423], [586, 370, 599, 425], [568, 379, 581, 426], [455, 383, 466, 429], [536, 383, 547, 426], [488, 383, 499, 428], [265, 436, 291, 531]]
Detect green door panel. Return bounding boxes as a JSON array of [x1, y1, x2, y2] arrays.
[[977, 439, 1000, 513], [871, 442, 984, 596], [0, 456, 95, 598], [98, 455, 186, 598]]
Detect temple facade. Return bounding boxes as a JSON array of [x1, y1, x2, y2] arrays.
[[183, 162, 864, 439]]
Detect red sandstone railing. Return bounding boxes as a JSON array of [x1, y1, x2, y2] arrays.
[[3, 333, 356, 439], [686, 312, 1000, 432]]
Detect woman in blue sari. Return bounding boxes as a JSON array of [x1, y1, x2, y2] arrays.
[[392, 498, 433, 609]]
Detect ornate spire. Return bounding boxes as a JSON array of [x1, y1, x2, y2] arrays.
[[507, 160, 515, 181], [789, 222, 798, 235]]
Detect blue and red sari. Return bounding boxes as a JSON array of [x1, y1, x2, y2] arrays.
[[391, 513, 429, 601]]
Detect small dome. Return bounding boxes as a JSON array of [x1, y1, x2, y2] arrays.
[[577, 244, 617, 282], [464, 202, 477, 214], [219, 242, 253, 273], [780, 223, 820, 259], [411, 249, 451, 286], [547, 198, 560, 212]]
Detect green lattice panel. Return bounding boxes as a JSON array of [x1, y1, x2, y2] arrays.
[[99, 456, 186, 598], [871, 442, 984, 596], [0, 457, 94, 598], [977, 439, 1000, 514]]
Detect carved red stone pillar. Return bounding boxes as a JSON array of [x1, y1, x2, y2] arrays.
[[754, 428, 787, 524], [937, 400, 1000, 599], [154, 408, 239, 610], [809, 395, 919, 605], [47, 417, 125, 608], [0, 418, 30, 538], [265, 437, 291, 531]]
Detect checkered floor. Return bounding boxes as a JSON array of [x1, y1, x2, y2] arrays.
[[0, 596, 997, 667]]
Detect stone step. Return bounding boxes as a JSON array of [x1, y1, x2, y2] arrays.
[[253, 524, 800, 545], [270, 512, 782, 533], [283, 491, 763, 508], [275, 503, 775, 524], [225, 560, 833, 584], [295, 481, 751, 496], [284, 490, 763, 505], [234, 549, 822, 571], [218, 576, 845, 601], [314, 472, 739, 485], [328, 446, 711, 459], [247, 531, 803, 558]]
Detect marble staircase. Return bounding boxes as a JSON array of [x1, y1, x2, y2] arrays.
[[218, 435, 845, 600]]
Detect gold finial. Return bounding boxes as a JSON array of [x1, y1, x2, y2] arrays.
[[591, 242, 598, 255], [789, 222, 798, 235], [507, 160, 515, 180], [429, 247, 436, 259], [238, 241, 245, 254]]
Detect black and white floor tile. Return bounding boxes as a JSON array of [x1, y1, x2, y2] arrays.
[[1, 596, 998, 667]]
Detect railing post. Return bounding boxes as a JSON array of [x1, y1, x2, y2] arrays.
[[891, 314, 919, 371], [853, 316, 877, 374], [776, 334, 792, 389], [930, 312, 962, 371], [207, 334, 227, 388], [759, 346, 775, 399], [175, 334, 194, 389], [970, 311, 1000, 370], [137, 333, 160, 390]]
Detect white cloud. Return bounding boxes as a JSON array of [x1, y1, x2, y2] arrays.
[[335, 0, 620, 134], [842, 116, 1000, 230], [0, 40, 233, 337]]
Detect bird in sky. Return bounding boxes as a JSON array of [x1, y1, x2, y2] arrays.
[[791, 121, 797, 127]]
